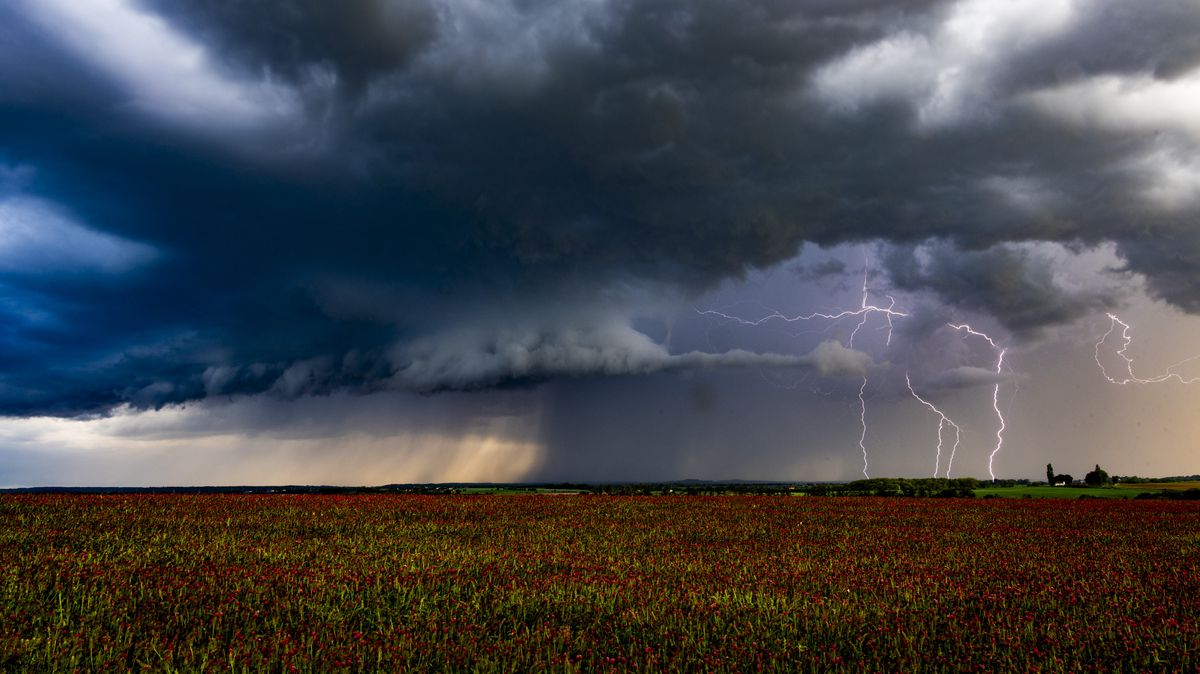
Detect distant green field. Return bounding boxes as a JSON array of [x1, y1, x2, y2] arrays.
[[1115, 481, 1200, 491], [973, 485, 1161, 499]]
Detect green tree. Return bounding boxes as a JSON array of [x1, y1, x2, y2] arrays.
[[1046, 463, 1054, 485], [1085, 464, 1110, 486]]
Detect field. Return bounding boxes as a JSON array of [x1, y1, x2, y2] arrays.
[[975, 483, 1200, 499], [1116, 481, 1200, 491], [2, 496, 1198, 672], [972, 486, 1152, 499]]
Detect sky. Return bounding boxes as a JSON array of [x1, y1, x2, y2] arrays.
[[2, 0, 1200, 486]]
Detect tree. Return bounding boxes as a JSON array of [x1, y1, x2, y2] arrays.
[[1046, 463, 1054, 485], [1054, 474, 1074, 486], [1085, 464, 1111, 486]]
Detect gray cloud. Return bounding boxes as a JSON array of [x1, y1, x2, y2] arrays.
[[0, 0, 1198, 415], [138, 0, 439, 92], [925, 365, 1018, 391], [791, 257, 848, 281], [388, 316, 874, 392], [883, 242, 1119, 337]]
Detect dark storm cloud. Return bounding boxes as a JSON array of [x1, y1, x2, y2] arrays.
[[883, 243, 1119, 337], [1, 0, 1199, 415], [1113, 234, 1200, 313], [791, 258, 848, 281], [137, 0, 439, 91]]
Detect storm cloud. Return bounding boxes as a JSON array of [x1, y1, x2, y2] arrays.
[[925, 365, 1018, 391], [1, 0, 1199, 415], [883, 242, 1119, 337]]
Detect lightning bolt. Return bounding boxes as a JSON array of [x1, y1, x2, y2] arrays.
[[948, 323, 1008, 482], [1095, 313, 1200, 385], [696, 251, 1022, 482], [693, 303, 908, 329], [695, 254, 908, 333], [905, 373, 962, 478], [848, 259, 873, 348], [851, 261, 873, 479], [857, 377, 870, 478], [696, 251, 905, 478], [882, 295, 898, 347]]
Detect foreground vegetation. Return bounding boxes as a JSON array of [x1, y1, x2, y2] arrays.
[[2, 495, 1198, 671]]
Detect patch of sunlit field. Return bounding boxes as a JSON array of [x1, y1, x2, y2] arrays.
[[1115, 481, 1200, 491], [2, 495, 1197, 672], [973, 485, 1151, 499]]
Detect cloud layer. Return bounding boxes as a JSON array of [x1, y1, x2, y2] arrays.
[[1, 0, 1198, 414]]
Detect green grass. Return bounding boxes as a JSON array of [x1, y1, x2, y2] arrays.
[[1114, 481, 1200, 491], [973, 485, 1160, 499]]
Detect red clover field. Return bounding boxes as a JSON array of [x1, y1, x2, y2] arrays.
[[2, 495, 1198, 672]]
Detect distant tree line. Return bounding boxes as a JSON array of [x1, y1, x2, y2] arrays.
[[585, 479, 988, 497], [37, 472, 1200, 498], [589, 483, 796, 496], [447, 481, 994, 497], [801, 478, 983, 498]]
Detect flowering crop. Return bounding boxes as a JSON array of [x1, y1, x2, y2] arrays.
[[1, 495, 1197, 671]]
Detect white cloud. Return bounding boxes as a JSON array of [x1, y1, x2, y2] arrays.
[[17, 0, 299, 133], [1126, 146, 1200, 212], [1023, 70, 1200, 211], [803, 340, 876, 377], [813, 0, 1077, 129], [0, 196, 157, 274], [926, 365, 1017, 390], [1023, 71, 1200, 141]]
